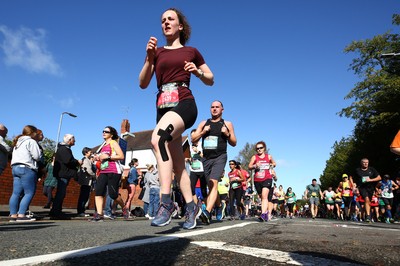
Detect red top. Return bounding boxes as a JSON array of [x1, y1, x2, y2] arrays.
[[154, 46, 205, 103], [254, 154, 273, 182], [228, 169, 242, 190]]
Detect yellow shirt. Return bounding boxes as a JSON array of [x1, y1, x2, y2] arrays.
[[218, 176, 229, 195]]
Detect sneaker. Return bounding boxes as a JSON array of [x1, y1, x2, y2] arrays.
[[16, 216, 36, 222], [123, 208, 130, 219], [229, 216, 236, 221], [9, 217, 17, 222], [89, 213, 104, 222], [240, 214, 246, 220], [151, 202, 177, 227], [183, 203, 202, 230], [385, 218, 390, 224], [199, 209, 211, 225], [264, 211, 269, 221], [104, 213, 116, 220], [216, 202, 226, 221], [365, 217, 371, 223], [145, 214, 150, 219], [43, 204, 51, 209], [258, 212, 268, 222], [25, 211, 35, 218]]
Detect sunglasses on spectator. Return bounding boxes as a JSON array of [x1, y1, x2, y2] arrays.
[[103, 130, 111, 134], [256, 147, 264, 150]]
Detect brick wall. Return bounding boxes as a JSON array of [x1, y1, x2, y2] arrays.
[[0, 161, 143, 210]]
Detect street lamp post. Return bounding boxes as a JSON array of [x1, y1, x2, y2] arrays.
[[55, 112, 77, 153]]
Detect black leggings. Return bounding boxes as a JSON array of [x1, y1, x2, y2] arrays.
[[229, 188, 244, 216], [343, 196, 352, 218], [190, 171, 207, 199], [95, 173, 121, 199], [287, 203, 295, 214]]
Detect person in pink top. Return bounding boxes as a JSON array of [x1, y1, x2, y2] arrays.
[[90, 126, 125, 222], [248, 141, 277, 222]]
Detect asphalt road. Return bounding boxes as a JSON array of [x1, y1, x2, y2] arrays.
[[0, 208, 399, 266]]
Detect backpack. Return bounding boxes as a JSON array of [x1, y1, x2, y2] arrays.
[[131, 207, 145, 217]]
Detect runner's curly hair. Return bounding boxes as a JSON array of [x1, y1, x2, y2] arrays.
[[166, 8, 191, 46]]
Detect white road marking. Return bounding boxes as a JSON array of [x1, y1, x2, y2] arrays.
[[0, 222, 255, 266], [191, 241, 361, 265]]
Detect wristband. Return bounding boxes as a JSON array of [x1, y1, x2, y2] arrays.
[[197, 69, 204, 78]]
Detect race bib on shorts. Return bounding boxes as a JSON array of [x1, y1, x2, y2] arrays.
[[157, 83, 179, 109], [311, 192, 317, 197], [203, 136, 218, 150]]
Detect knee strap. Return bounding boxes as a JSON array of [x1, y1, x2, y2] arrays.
[[157, 124, 174, 162]]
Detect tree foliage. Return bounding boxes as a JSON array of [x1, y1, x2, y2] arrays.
[[234, 142, 256, 172], [40, 137, 56, 164], [321, 14, 400, 189]]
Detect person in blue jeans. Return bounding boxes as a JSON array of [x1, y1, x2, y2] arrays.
[[146, 164, 160, 218], [9, 125, 42, 222]]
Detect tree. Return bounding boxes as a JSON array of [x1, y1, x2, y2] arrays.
[[320, 137, 355, 189], [234, 142, 256, 172], [39, 137, 56, 164], [321, 14, 400, 188]]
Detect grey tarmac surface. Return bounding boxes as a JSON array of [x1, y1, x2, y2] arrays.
[[0, 206, 399, 265]]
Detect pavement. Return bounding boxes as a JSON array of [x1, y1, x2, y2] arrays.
[[0, 204, 140, 222]]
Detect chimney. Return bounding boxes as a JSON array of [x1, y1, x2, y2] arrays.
[[121, 119, 130, 134]]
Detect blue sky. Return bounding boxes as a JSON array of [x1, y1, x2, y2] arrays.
[[0, 1, 398, 196]]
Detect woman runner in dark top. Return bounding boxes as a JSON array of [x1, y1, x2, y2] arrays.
[[139, 8, 214, 229]]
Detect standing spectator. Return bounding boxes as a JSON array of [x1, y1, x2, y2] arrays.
[[33, 129, 46, 181], [139, 174, 150, 218], [9, 125, 42, 222], [305, 178, 324, 219], [146, 164, 160, 219], [50, 134, 81, 219], [377, 174, 399, 223], [77, 147, 96, 217], [353, 158, 382, 223], [390, 130, 400, 155], [91, 126, 125, 222], [248, 141, 277, 222], [139, 8, 214, 230], [125, 158, 140, 215], [0, 124, 11, 176], [43, 155, 57, 208], [192, 100, 237, 224]]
